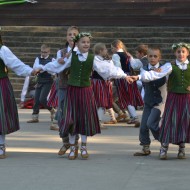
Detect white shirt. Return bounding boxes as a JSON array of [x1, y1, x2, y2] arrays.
[[139, 62, 172, 82], [0, 45, 33, 76], [41, 51, 127, 80]]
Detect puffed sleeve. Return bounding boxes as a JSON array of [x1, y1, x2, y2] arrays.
[[0, 45, 33, 76], [42, 54, 72, 74], [93, 56, 127, 80]]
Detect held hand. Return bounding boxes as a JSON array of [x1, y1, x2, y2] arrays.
[[153, 68, 162, 72], [126, 76, 134, 84], [58, 58, 65, 64], [31, 69, 41, 76], [131, 75, 139, 81]]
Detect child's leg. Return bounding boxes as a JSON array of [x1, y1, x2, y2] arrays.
[[127, 105, 140, 128], [159, 143, 169, 160], [104, 108, 117, 124], [97, 107, 107, 129], [80, 135, 89, 159], [178, 142, 186, 159], [0, 135, 6, 159], [68, 134, 78, 160]]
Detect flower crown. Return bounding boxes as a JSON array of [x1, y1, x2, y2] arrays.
[[73, 32, 92, 42], [172, 42, 190, 51]]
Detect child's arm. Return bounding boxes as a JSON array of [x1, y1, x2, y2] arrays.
[[0, 45, 33, 76], [131, 62, 172, 82], [130, 57, 143, 70], [93, 56, 127, 80], [40, 55, 72, 74], [112, 54, 122, 68]]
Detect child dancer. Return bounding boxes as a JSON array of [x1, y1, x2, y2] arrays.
[[0, 34, 37, 159], [41, 33, 132, 160], [27, 44, 55, 123], [91, 43, 116, 127], [56, 26, 80, 155], [132, 42, 190, 160], [111, 40, 143, 127], [131, 46, 167, 156], [158, 42, 190, 160]]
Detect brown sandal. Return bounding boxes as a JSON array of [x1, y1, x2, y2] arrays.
[[68, 144, 78, 160], [80, 143, 89, 159], [0, 144, 6, 159], [58, 144, 70, 156]]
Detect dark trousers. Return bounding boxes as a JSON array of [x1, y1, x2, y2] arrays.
[[32, 82, 53, 114], [139, 103, 163, 145]]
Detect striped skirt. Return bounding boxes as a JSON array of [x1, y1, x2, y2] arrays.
[[0, 77, 20, 135], [47, 80, 58, 108], [59, 85, 101, 137], [114, 78, 143, 110], [91, 79, 113, 109], [159, 92, 190, 144]]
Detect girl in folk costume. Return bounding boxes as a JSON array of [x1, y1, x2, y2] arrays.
[[156, 42, 190, 160], [111, 40, 143, 127], [56, 26, 80, 155], [0, 34, 37, 159], [91, 43, 116, 127], [41, 32, 132, 160]]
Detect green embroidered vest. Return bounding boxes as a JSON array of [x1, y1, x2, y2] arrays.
[[0, 45, 8, 78], [167, 63, 190, 93], [68, 52, 94, 87]]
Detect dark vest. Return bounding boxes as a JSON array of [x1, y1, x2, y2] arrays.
[[143, 64, 166, 107], [117, 52, 130, 74], [68, 52, 94, 87], [0, 45, 8, 79], [91, 70, 104, 80], [167, 62, 190, 94], [37, 56, 53, 83]]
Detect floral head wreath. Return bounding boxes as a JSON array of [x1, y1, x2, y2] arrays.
[[172, 42, 190, 52], [73, 32, 92, 42]]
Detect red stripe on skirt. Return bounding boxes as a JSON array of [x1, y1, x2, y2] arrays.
[[159, 92, 190, 144], [47, 81, 58, 108], [91, 79, 113, 109], [115, 78, 143, 110], [0, 77, 19, 135], [59, 85, 101, 137]]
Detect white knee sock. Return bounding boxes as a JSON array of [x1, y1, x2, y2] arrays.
[[127, 105, 137, 118], [107, 108, 116, 121], [69, 134, 76, 145], [0, 135, 5, 155], [0, 135, 5, 145], [81, 135, 87, 143], [97, 107, 104, 122]]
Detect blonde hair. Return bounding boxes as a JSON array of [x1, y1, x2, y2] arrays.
[[111, 39, 127, 52], [41, 44, 50, 50], [93, 43, 106, 55], [67, 26, 80, 33]]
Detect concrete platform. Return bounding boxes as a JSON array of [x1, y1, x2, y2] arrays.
[[0, 109, 190, 190]]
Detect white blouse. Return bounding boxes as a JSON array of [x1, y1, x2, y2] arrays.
[[0, 45, 33, 76], [41, 51, 127, 80]]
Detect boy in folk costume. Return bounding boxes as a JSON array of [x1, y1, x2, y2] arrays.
[[40, 32, 132, 160], [27, 44, 55, 123], [0, 34, 37, 159], [131, 46, 167, 156]]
